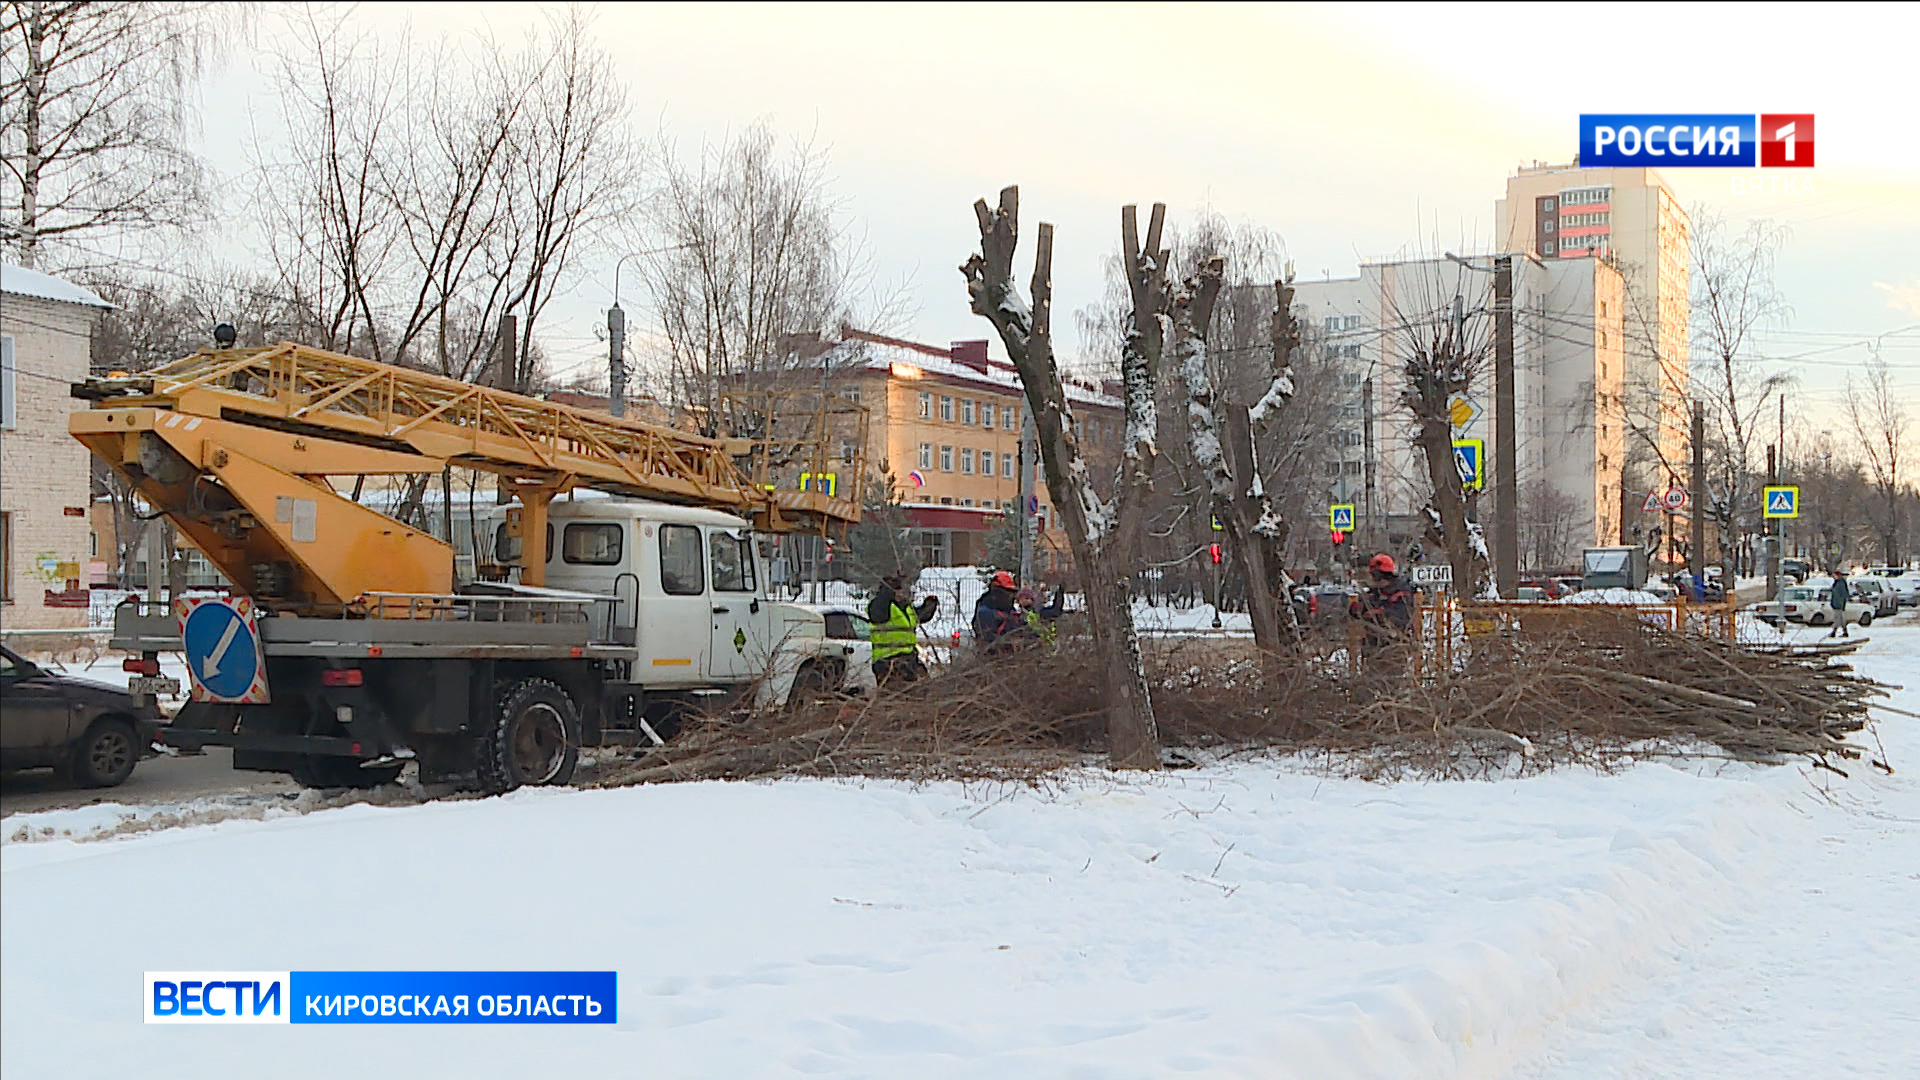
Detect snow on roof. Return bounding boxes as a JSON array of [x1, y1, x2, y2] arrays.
[[828, 336, 1122, 411], [0, 263, 113, 309]]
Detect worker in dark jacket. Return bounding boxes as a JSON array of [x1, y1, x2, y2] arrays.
[[972, 570, 1024, 655], [1827, 575, 1852, 639], [1350, 553, 1414, 659], [868, 573, 939, 685]]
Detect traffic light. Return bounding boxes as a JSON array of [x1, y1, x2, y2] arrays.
[[1330, 529, 1347, 546], [1208, 543, 1222, 564]]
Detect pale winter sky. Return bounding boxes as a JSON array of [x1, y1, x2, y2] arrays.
[[190, 1, 1918, 430]]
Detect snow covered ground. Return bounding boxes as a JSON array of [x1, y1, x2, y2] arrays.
[[3, 626, 1916, 1078]]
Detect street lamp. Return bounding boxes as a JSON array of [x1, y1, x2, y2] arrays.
[[607, 243, 699, 418]]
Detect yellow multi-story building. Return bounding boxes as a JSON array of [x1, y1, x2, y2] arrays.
[[821, 329, 1122, 571]]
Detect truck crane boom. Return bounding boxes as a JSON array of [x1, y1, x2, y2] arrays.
[[72, 341, 863, 608]]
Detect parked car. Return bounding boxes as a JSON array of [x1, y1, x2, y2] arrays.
[[1780, 558, 1811, 584], [1747, 586, 1874, 629], [799, 604, 878, 695], [1552, 576, 1584, 596], [1848, 577, 1899, 618], [1518, 577, 1567, 600], [1, 646, 163, 787], [1867, 567, 1920, 607]]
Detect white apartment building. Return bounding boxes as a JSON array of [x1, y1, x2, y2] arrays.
[[1292, 255, 1625, 570]]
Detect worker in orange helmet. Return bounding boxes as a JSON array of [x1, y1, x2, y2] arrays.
[[973, 569, 1024, 655], [1349, 553, 1413, 660]]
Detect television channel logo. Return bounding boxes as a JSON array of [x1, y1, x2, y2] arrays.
[[146, 971, 617, 1024], [1579, 114, 1813, 168]]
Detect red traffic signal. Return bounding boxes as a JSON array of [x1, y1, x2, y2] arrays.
[[1330, 529, 1347, 545], [1208, 543, 1222, 564]]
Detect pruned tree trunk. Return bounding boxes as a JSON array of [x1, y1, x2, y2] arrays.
[[962, 186, 1158, 770], [1171, 259, 1299, 655]]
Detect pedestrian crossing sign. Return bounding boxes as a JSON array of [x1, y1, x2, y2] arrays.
[[1452, 438, 1485, 491], [1329, 504, 1356, 531], [1763, 485, 1799, 519]]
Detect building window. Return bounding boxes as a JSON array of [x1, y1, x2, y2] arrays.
[[980, 449, 994, 476], [940, 395, 954, 422], [962, 399, 975, 425], [839, 387, 861, 403], [1325, 461, 1341, 477], [918, 442, 932, 469], [982, 401, 996, 428], [1341, 404, 1359, 418], [1344, 460, 1363, 476], [840, 438, 857, 465], [960, 448, 975, 474], [918, 391, 932, 419], [939, 445, 953, 472], [1002, 453, 1015, 479], [939, 496, 953, 506], [1003, 404, 1017, 431], [1343, 373, 1362, 388], [961, 498, 974, 507]]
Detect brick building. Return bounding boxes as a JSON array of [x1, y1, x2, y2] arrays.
[[2, 264, 112, 629], [799, 329, 1123, 571]]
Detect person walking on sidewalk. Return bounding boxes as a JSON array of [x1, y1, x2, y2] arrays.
[[1827, 575, 1852, 639]]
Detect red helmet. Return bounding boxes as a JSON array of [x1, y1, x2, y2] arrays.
[[1369, 554, 1397, 575], [989, 570, 1016, 589]]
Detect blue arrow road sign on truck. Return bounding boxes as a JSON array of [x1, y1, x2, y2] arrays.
[[179, 597, 270, 703]]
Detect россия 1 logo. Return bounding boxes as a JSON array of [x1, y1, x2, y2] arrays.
[[1580, 114, 1813, 168]]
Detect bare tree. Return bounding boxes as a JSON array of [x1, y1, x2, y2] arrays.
[[1689, 214, 1792, 585], [1, 1, 225, 267], [260, 5, 636, 382], [1845, 350, 1909, 565], [1518, 478, 1581, 572], [639, 121, 858, 420], [1390, 291, 1492, 596], [963, 187, 1159, 770]]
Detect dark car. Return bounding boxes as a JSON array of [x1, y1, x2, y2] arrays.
[[1, 646, 162, 787]]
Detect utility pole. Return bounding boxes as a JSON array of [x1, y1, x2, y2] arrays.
[[1361, 377, 1378, 555], [1492, 256, 1517, 598], [1018, 409, 1036, 586], [494, 313, 518, 392], [1689, 400, 1705, 587], [607, 304, 627, 417], [1766, 444, 1780, 601]]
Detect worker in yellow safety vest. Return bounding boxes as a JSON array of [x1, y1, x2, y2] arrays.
[[866, 573, 940, 685]]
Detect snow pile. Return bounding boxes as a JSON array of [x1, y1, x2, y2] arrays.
[[1562, 588, 1667, 605], [6, 632, 1917, 1077]]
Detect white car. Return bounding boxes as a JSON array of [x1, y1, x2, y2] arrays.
[[1867, 567, 1920, 607], [800, 605, 878, 696], [1848, 577, 1899, 618], [1749, 585, 1873, 628]]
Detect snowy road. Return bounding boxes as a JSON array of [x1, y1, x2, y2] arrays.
[[3, 627, 1916, 1078]]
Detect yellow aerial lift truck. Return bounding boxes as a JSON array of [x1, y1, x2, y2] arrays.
[[73, 342, 865, 791]]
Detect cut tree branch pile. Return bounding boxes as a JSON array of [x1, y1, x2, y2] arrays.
[[592, 609, 1890, 788]]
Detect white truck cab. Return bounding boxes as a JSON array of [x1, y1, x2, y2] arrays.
[[460, 496, 864, 708]]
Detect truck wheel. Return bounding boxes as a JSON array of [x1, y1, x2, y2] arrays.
[[291, 755, 403, 789], [479, 678, 580, 793], [68, 718, 138, 788]]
